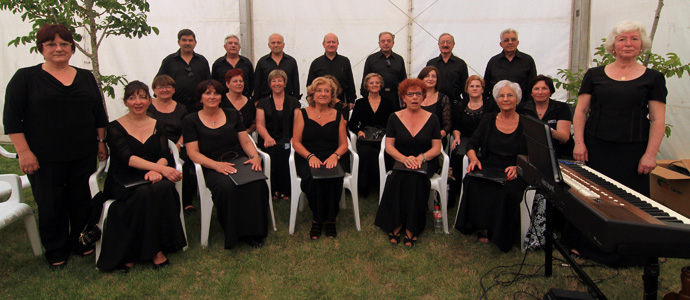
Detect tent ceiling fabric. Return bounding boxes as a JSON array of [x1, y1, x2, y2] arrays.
[[0, 0, 687, 160]]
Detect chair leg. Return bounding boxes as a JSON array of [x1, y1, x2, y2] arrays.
[[95, 200, 115, 265], [22, 212, 42, 256], [175, 181, 188, 251], [200, 188, 213, 248], [268, 188, 277, 231], [288, 189, 301, 235], [350, 188, 361, 231]]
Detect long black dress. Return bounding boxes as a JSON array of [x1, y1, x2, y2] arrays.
[[455, 113, 526, 252], [256, 95, 301, 197], [295, 108, 349, 223], [375, 113, 441, 237], [97, 121, 187, 271], [182, 108, 269, 249], [348, 97, 394, 196]]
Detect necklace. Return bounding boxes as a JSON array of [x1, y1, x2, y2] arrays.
[[616, 64, 637, 80]]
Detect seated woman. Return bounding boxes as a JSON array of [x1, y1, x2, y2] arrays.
[[148, 75, 198, 213], [348, 73, 393, 197], [98, 81, 187, 272], [447, 75, 498, 208], [292, 77, 349, 240], [454, 80, 527, 252], [222, 69, 256, 134], [183, 80, 269, 249], [256, 69, 301, 200], [517, 75, 573, 250], [418, 66, 451, 140], [375, 78, 443, 247]]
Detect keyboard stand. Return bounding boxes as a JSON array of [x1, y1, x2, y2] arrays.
[[543, 193, 608, 300]]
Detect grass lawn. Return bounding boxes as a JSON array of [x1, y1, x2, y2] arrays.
[[0, 144, 687, 299]]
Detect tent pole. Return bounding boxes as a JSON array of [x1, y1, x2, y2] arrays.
[[239, 0, 254, 62], [570, 0, 591, 79], [406, 0, 413, 78]]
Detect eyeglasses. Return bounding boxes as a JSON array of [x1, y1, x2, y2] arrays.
[[385, 58, 391, 68], [155, 85, 174, 90], [405, 92, 423, 97], [42, 42, 72, 50], [438, 40, 454, 45]]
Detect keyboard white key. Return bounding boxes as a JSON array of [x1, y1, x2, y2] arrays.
[[580, 165, 690, 224]]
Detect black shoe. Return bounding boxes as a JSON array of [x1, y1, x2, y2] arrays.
[[154, 259, 170, 269], [325, 222, 337, 238], [246, 237, 265, 249], [117, 265, 131, 274], [49, 261, 67, 271]]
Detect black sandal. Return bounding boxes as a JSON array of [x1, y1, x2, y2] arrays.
[[310, 222, 322, 240], [403, 234, 417, 248], [325, 222, 337, 238], [388, 231, 401, 245]]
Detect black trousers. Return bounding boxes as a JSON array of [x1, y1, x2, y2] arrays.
[[27, 154, 96, 264]]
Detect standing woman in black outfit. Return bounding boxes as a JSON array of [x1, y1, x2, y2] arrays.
[[348, 73, 393, 197], [184, 80, 269, 249], [98, 81, 187, 272], [292, 77, 349, 240], [375, 78, 442, 247], [256, 69, 301, 200], [3, 24, 108, 269], [454, 80, 526, 252], [573, 20, 666, 197]]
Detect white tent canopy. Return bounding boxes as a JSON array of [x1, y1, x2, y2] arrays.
[[0, 0, 688, 159]]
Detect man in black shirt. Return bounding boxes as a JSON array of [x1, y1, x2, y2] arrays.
[[361, 31, 407, 110], [254, 33, 300, 101], [211, 34, 254, 100], [426, 33, 469, 105], [157, 29, 211, 113], [307, 33, 357, 110], [483, 28, 537, 102]]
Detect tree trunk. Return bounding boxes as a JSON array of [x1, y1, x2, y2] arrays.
[[84, 0, 108, 114], [644, 0, 664, 66]]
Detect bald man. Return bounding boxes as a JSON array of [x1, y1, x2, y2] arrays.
[[306, 33, 357, 108], [254, 33, 300, 100]]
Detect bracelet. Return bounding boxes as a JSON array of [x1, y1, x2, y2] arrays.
[[422, 153, 428, 162], [177, 143, 184, 148], [249, 154, 259, 159], [307, 153, 315, 160], [333, 153, 340, 160], [97, 138, 106, 143]]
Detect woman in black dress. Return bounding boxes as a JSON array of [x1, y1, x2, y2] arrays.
[[455, 80, 526, 252], [222, 69, 256, 133], [98, 81, 187, 272], [148, 75, 198, 213], [348, 73, 393, 197], [292, 77, 349, 240], [418, 66, 451, 139], [183, 80, 269, 249], [256, 69, 301, 200], [3, 24, 108, 269], [573, 20, 666, 197], [375, 78, 443, 247], [447, 75, 498, 208], [569, 20, 666, 265]]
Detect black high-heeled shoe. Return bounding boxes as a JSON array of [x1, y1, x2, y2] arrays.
[[403, 234, 417, 248], [310, 222, 323, 240], [388, 231, 401, 245], [325, 222, 337, 238]]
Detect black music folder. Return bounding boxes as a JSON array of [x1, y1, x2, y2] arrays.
[[310, 163, 345, 179], [467, 167, 506, 184], [393, 161, 428, 175], [226, 157, 268, 185]]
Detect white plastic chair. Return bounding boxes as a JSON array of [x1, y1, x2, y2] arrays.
[[196, 135, 276, 248], [454, 155, 536, 252], [0, 146, 32, 192], [377, 136, 451, 234], [93, 140, 189, 264], [0, 174, 42, 256], [287, 138, 361, 235]]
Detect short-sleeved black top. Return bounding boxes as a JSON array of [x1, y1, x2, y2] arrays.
[[579, 66, 667, 142], [386, 112, 442, 156], [348, 97, 394, 134], [147, 102, 188, 142], [182, 108, 247, 161], [3, 64, 108, 162]]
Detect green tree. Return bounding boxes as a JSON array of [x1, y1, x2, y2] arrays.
[[0, 0, 159, 112]]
